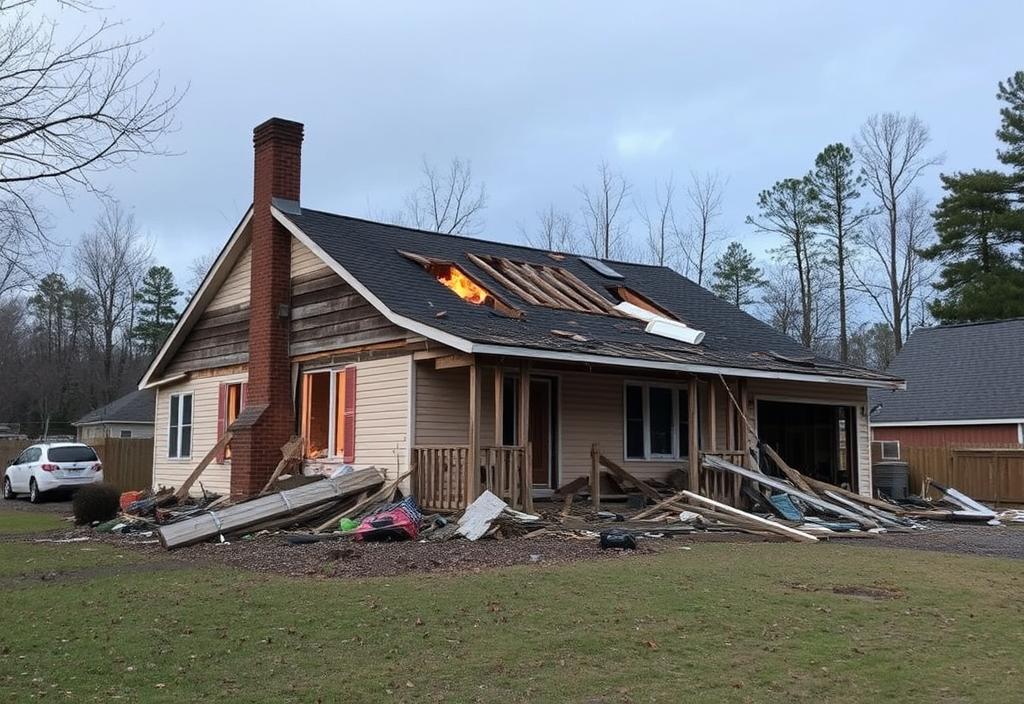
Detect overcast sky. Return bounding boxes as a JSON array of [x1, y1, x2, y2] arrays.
[[41, 1, 1022, 285]]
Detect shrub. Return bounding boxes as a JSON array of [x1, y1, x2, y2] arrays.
[[72, 483, 121, 525]]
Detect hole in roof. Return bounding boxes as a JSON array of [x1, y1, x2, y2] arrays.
[[399, 251, 522, 318], [466, 254, 624, 316], [580, 256, 623, 279], [607, 286, 678, 321]]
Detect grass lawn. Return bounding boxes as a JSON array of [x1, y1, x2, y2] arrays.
[[0, 508, 67, 535], [1, 530, 1022, 703]]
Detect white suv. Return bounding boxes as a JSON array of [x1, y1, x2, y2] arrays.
[[3, 443, 103, 503]]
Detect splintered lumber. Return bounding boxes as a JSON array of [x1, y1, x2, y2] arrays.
[[174, 432, 233, 501], [632, 490, 689, 520], [312, 469, 414, 533], [804, 476, 907, 514], [823, 490, 907, 529], [761, 444, 816, 495], [702, 455, 877, 529], [553, 476, 589, 497], [259, 436, 306, 496], [681, 490, 819, 543], [157, 469, 384, 549], [597, 454, 662, 502]]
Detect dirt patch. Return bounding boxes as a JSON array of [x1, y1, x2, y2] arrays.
[[831, 584, 903, 600], [871, 523, 1024, 560]]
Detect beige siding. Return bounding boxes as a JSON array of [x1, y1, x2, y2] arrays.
[[414, 362, 469, 445], [152, 369, 247, 496], [746, 379, 871, 496], [208, 245, 251, 311], [353, 356, 411, 481], [291, 236, 331, 279], [412, 362, 875, 493]]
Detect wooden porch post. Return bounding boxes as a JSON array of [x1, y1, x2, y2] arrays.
[[738, 378, 750, 468], [467, 359, 481, 505], [708, 381, 718, 454], [688, 379, 700, 493], [590, 443, 601, 510], [517, 360, 532, 510], [493, 366, 503, 446]]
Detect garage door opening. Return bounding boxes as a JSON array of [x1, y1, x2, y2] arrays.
[[757, 400, 857, 490]]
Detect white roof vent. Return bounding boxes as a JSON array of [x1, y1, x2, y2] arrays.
[[614, 301, 705, 345]]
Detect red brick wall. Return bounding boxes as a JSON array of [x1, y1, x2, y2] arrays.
[[231, 118, 304, 497], [872, 424, 1021, 447]]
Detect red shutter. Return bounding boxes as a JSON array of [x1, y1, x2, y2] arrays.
[[342, 366, 357, 463], [215, 383, 227, 463]]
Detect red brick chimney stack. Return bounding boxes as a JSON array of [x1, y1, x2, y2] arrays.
[[230, 118, 304, 497]]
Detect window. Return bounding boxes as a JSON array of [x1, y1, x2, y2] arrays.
[[168, 393, 193, 459], [300, 367, 356, 461], [624, 383, 692, 460], [119, 430, 133, 439], [874, 440, 900, 460], [218, 382, 245, 461], [48, 446, 98, 463]]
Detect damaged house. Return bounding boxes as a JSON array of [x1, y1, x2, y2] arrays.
[[140, 118, 903, 510]]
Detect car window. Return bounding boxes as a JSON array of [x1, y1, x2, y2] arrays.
[[47, 446, 97, 463], [13, 449, 30, 464], [21, 448, 41, 463]]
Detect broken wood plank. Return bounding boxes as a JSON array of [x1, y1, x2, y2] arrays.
[[682, 490, 819, 542], [804, 476, 907, 514], [159, 469, 384, 549], [258, 436, 306, 496], [597, 453, 662, 502], [311, 469, 414, 532], [701, 455, 877, 529], [174, 432, 233, 502], [761, 444, 817, 495], [632, 490, 689, 520]]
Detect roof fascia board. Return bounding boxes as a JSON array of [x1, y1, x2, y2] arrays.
[[273, 208, 904, 391], [138, 210, 253, 389], [469, 343, 905, 389], [871, 418, 1024, 427], [72, 420, 153, 427]]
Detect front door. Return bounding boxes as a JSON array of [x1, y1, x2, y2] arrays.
[[529, 377, 558, 487]]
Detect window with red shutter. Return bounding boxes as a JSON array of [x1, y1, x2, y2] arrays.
[[343, 366, 357, 463]]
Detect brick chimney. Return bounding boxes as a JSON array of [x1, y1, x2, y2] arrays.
[[230, 118, 304, 497]]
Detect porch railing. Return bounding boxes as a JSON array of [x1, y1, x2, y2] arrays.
[[411, 444, 530, 512], [699, 451, 746, 506]]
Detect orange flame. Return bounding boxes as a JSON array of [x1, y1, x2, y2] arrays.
[[437, 266, 490, 305]]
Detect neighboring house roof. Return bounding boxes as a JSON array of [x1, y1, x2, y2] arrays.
[[73, 389, 156, 426], [141, 202, 902, 389], [870, 318, 1024, 425]]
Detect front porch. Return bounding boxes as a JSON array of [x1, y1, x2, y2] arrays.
[[407, 353, 861, 512]]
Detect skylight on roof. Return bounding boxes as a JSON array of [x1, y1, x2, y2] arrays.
[[580, 256, 624, 279]]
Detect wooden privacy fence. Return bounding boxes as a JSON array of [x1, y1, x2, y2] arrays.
[[0, 437, 153, 492], [95, 437, 154, 492], [903, 446, 1024, 505]]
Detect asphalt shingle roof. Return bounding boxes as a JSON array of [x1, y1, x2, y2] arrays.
[[74, 389, 156, 426], [870, 318, 1024, 423], [283, 208, 897, 385]]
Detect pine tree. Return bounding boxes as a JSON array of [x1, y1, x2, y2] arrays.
[[135, 266, 181, 356], [808, 143, 871, 362], [922, 71, 1024, 322], [711, 241, 765, 309]]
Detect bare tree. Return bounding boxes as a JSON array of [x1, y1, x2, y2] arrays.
[[185, 248, 218, 298], [758, 263, 802, 339], [403, 156, 487, 235], [0, 2, 178, 302], [578, 160, 631, 259], [75, 201, 150, 400], [637, 176, 678, 266], [684, 171, 726, 285], [852, 188, 935, 350], [854, 113, 942, 351], [746, 177, 822, 348], [519, 204, 578, 253]]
